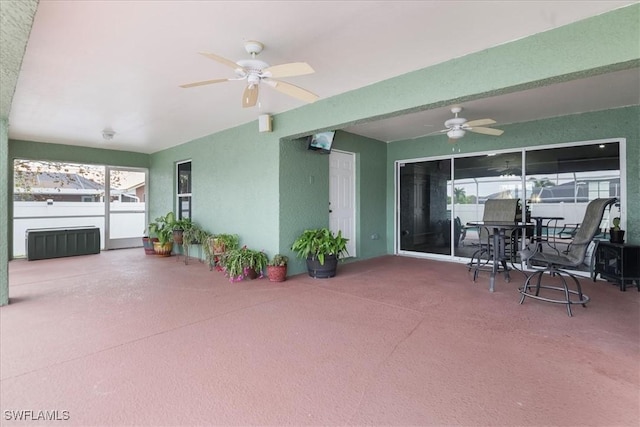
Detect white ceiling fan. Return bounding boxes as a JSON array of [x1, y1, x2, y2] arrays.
[[180, 40, 319, 108], [437, 106, 504, 142]]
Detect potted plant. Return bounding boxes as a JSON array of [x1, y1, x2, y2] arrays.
[[148, 212, 176, 256], [223, 246, 268, 282], [291, 228, 349, 278], [180, 222, 210, 264], [204, 233, 239, 270], [142, 228, 158, 255], [610, 217, 625, 244], [172, 217, 193, 245], [267, 254, 288, 282]]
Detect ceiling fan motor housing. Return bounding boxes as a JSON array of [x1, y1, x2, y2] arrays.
[[444, 117, 467, 129]]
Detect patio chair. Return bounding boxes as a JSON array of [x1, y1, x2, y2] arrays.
[[468, 198, 520, 280], [518, 197, 617, 316]]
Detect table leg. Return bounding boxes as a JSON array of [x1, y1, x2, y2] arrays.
[[535, 219, 543, 253], [490, 231, 500, 292]]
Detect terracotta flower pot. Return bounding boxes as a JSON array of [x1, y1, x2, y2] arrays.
[[267, 265, 287, 282], [245, 267, 258, 280], [172, 229, 184, 245], [142, 237, 158, 255]]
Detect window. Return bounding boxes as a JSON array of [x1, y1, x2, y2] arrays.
[[176, 161, 192, 220]]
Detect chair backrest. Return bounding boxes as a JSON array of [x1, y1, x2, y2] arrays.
[[482, 199, 520, 222], [565, 197, 617, 264], [480, 198, 520, 240]]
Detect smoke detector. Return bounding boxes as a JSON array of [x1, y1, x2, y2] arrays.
[[102, 129, 116, 140]]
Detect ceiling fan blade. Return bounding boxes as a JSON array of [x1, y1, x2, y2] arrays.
[[263, 62, 315, 78], [266, 79, 318, 103], [242, 85, 259, 108], [469, 126, 504, 136], [198, 52, 242, 70], [179, 78, 230, 88], [464, 118, 496, 127], [424, 128, 448, 136]]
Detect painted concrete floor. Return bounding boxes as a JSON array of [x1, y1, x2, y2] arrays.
[[1, 249, 639, 426]]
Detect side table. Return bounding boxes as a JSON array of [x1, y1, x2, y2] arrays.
[[592, 241, 640, 291]]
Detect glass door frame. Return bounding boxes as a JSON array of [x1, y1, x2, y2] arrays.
[[104, 166, 149, 250]]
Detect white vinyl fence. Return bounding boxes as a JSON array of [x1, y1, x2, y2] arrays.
[[13, 201, 145, 257]]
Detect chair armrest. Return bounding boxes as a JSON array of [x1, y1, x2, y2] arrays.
[[557, 224, 580, 239]]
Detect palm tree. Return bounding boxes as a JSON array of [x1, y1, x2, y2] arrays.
[[454, 187, 467, 204], [529, 177, 554, 188]]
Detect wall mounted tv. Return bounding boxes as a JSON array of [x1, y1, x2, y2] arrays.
[[307, 131, 336, 154]]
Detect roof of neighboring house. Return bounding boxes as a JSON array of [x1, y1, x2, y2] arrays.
[[17, 172, 103, 191]]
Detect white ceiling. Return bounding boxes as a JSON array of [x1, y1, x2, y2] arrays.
[[8, 0, 639, 154]]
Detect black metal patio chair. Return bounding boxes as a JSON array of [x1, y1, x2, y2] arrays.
[[518, 197, 617, 316]]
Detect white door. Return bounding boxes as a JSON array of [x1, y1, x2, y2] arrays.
[[329, 150, 356, 257]]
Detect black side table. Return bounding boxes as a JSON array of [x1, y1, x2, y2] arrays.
[[592, 241, 640, 291]]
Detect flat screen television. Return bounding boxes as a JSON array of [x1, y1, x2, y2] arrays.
[[307, 131, 336, 153]]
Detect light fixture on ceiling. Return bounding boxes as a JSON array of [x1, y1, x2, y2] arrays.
[[102, 129, 116, 141], [447, 128, 466, 139]]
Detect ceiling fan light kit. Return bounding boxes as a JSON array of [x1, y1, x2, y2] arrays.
[[180, 40, 319, 108], [438, 106, 504, 142], [447, 129, 466, 139]]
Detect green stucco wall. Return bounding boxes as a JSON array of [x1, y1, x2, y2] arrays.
[[149, 121, 281, 256], [278, 137, 331, 274], [1, 119, 8, 305], [278, 131, 388, 275]]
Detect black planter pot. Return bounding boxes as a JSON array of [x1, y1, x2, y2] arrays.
[[610, 229, 625, 244], [306, 254, 338, 279]]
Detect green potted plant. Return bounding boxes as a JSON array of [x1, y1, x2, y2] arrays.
[[142, 227, 158, 255], [610, 217, 625, 244], [291, 228, 349, 278], [148, 212, 176, 256], [172, 217, 193, 245], [204, 233, 240, 270], [180, 222, 210, 264], [223, 246, 268, 282], [267, 254, 288, 282]]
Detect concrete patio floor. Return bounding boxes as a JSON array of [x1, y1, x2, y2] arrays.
[[1, 249, 639, 426]]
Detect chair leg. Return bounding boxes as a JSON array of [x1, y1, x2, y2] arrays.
[[518, 268, 589, 317], [468, 246, 490, 282], [558, 274, 573, 317]]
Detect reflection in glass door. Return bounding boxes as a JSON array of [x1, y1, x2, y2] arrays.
[[452, 153, 523, 258], [398, 160, 452, 256], [106, 167, 148, 250], [525, 142, 620, 264]]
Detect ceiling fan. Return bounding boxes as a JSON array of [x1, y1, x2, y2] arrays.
[[437, 106, 504, 142], [180, 40, 319, 108]]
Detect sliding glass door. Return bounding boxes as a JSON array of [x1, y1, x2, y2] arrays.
[[452, 152, 523, 258], [396, 139, 623, 268], [398, 160, 451, 256]]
